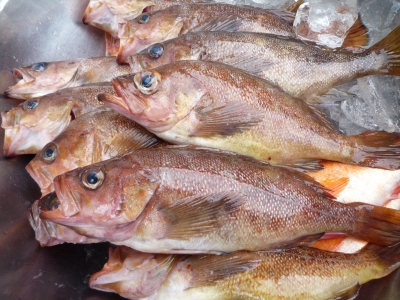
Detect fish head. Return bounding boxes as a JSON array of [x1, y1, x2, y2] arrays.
[[40, 158, 160, 227], [90, 246, 172, 298], [83, 0, 122, 36], [5, 60, 81, 99], [25, 125, 94, 195], [117, 12, 183, 63], [105, 66, 207, 133], [104, 0, 156, 20], [129, 38, 197, 72], [1, 98, 74, 156]]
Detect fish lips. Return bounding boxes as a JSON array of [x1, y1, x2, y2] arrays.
[[25, 161, 54, 196], [4, 69, 35, 99]]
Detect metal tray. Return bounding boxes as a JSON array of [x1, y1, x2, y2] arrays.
[[0, 1, 399, 299]]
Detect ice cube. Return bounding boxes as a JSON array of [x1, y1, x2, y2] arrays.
[[294, 0, 358, 48]]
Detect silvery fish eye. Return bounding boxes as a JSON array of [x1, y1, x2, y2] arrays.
[[81, 167, 105, 190], [147, 43, 164, 59], [30, 62, 48, 71], [23, 99, 39, 111], [133, 71, 161, 95], [138, 13, 150, 24], [41, 143, 58, 163]]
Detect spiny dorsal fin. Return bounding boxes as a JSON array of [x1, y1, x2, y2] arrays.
[[191, 15, 242, 32], [159, 192, 245, 240]]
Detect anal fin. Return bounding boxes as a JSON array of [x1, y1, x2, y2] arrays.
[[328, 283, 361, 300]]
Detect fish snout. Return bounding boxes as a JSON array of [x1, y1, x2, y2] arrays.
[[25, 161, 54, 196]]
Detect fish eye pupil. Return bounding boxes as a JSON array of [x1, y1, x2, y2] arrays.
[[139, 13, 150, 23], [141, 74, 153, 88], [45, 147, 54, 157], [87, 172, 99, 184], [31, 62, 48, 71], [149, 44, 164, 59], [25, 99, 39, 110]]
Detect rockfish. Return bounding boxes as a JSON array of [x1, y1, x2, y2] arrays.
[[128, 26, 400, 101], [4, 57, 131, 99], [102, 60, 400, 170], [26, 108, 165, 196], [1, 83, 113, 156], [39, 147, 400, 253], [117, 3, 295, 63], [90, 244, 400, 299]]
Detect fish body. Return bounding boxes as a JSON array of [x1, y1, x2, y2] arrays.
[[1, 83, 114, 156], [308, 161, 400, 253], [90, 244, 400, 300], [26, 108, 165, 196], [40, 147, 400, 253], [129, 27, 400, 101], [117, 3, 295, 63], [4, 57, 131, 99], [83, 0, 208, 37], [104, 60, 400, 170]]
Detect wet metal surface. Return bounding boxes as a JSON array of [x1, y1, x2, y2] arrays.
[[0, 0, 399, 299]]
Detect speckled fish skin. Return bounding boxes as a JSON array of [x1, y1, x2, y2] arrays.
[[26, 108, 166, 196], [83, 0, 209, 37], [106, 60, 400, 170], [89, 245, 400, 300], [40, 147, 400, 253], [1, 83, 113, 156], [29, 196, 103, 247], [117, 3, 295, 63], [308, 161, 400, 253], [129, 29, 400, 101], [4, 57, 131, 99]]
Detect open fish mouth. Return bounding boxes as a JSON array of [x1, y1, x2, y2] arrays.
[[4, 69, 35, 98], [25, 162, 54, 196]]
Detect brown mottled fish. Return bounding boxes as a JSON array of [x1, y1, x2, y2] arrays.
[[101, 60, 400, 170], [89, 243, 400, 300], [128, 26, 400, 101], [4, 57, 131, 99], [117, 3, 295, 63], [39, 147, 400, 254], [26, 108, 165, 196], [1, 83, 113, 156]]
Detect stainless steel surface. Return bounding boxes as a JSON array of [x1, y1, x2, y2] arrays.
[[0, 0, 400, 299]]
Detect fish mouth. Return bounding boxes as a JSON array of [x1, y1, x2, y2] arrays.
[[3, 126, 31, 157], [4, 69, 35, 99], [28, 200, 54, 246], [25, 161, 54, 197]]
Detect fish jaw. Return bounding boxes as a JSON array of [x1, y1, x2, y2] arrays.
[[5, 61, 80, 99], [117, 15, 183, 63], [104, 0, 156, 20], [25, 160, 55, 196]]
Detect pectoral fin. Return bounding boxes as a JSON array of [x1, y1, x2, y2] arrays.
[[319, 177, 349, 198], [187, 252, 261, 288], [327, 283, 361, 300], [159, 192, 245, 240], [189, 101, 263, 137]]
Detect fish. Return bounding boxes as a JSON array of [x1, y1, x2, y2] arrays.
[[39, 146, 400, 254], [26, 108, 166, 196], [128, 26, 400, 101], [89, 244, 400, 300], [101, 60, 400, 170], [1, 83, 113, 156], [4, 56, 131, 99], [307, 161, 400, 253], [116, 3, 296, 63], [29, 193, 103, 246], [83, 0, 209, 37]]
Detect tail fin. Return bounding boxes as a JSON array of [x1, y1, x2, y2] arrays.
[[350, 202, 400, 246], [351, 131, 400, 170], [369, 25, 400, 76], [342, 15, 369, 49], [362, 242, 400, 274]]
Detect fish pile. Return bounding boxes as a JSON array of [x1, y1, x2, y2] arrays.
[[2, 0, 400, 299]]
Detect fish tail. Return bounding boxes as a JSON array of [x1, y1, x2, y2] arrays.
[[369, 25, 400, 76], [351, 131, 400, 170], [361, 241, 400, 274], [350, 202, 400, 246]]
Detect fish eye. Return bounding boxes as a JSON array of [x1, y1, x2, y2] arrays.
[[23, 99, 39, 111], [138, 13, 150, 24], [148, 43, 164, 59], [81, 167, 104, 190], [40, 143, 58, 163], [30, 62, 48, 71], [133, 71, 161, 95]]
